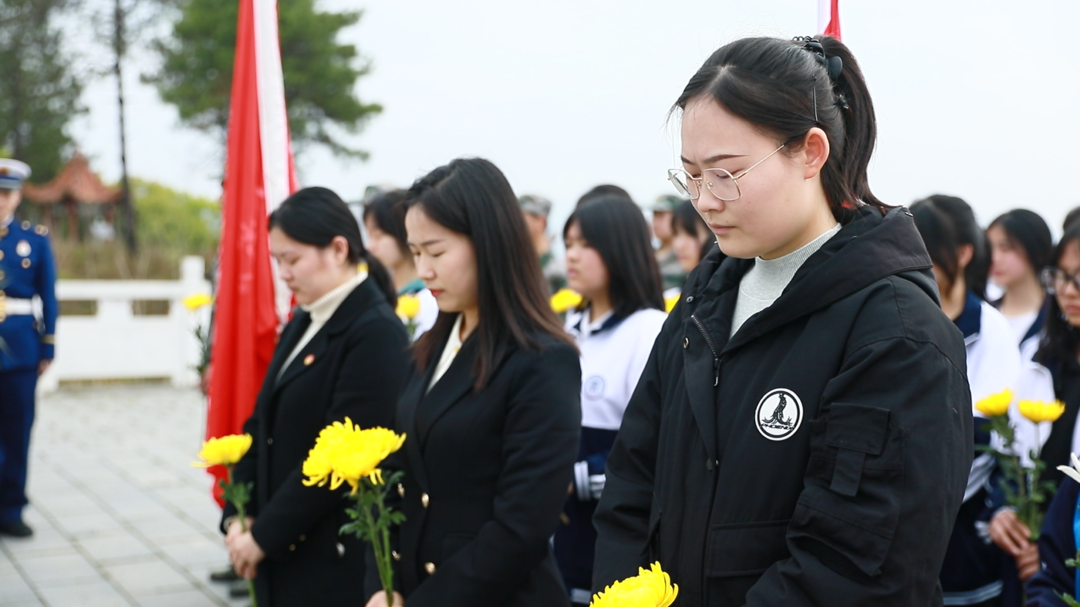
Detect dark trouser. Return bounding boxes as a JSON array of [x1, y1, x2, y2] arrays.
[[0, 368, 37, 524]]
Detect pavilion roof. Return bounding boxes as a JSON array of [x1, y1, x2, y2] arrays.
[[22, 153, 122, 205]]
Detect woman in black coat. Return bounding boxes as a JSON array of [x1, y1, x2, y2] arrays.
[[592, 36, 972, 606], [364, 158, 581, 607], [222, 187, 411, 607]]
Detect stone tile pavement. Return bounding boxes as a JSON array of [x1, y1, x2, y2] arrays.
[[0, 385, 249, 607]]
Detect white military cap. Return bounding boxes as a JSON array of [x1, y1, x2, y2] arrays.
[[0, 159, 31, 190]]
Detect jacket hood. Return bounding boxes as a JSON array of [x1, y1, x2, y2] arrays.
[[685, 206, 938, 351]]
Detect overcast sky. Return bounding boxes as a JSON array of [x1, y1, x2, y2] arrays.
[[68, 0, 1080, 236]]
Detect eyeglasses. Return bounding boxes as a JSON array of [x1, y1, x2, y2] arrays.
[[667, 144, 786, 201], [1040, 267, 1080, 295]]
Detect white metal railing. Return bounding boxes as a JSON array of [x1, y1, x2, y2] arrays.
[[37, 256, 211, 392]]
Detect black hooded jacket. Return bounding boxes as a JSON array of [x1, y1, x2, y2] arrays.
[[592, 207, 972, 606]]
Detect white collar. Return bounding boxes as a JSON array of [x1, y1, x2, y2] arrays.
[[579, 308, 614, 339], [0, 215, 12, 228], [445, 313, 464, 353], [300, 271, 367, 324]]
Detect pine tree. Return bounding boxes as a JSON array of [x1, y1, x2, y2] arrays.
[[147, 0, 382, 159]]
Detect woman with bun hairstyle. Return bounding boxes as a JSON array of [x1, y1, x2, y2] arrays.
[[554, 196, 667, 604], [592, 36, 971, 606], [365, 158, 581, 607], [222, 187, 411, 606]]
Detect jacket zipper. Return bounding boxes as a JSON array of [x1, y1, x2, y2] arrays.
[[690, 314, 721, 386], [690, 312, 723, 601]]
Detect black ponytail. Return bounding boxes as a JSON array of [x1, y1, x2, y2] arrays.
[[269, 186, 398, 306], [673, 35, 886, 221]]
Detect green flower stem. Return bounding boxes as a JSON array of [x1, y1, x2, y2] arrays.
[[361, 485, 396, 607], [226, 465, 258, 607]]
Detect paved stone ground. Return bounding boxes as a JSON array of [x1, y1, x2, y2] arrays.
[[0, 385, 248, 607]]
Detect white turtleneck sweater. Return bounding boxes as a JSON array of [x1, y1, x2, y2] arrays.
[[730, 223, 842, 337], [278, 270, 367, 379]]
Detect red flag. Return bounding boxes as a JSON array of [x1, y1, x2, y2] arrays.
[[206, 0, 296, 505], [819, 0, 841, 40]]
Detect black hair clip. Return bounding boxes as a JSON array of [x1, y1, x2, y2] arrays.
[[794, 35, 843, 81]]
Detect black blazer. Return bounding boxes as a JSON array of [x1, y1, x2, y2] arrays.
[[223, 279, 411, 607], [370, 325, 581, 607]]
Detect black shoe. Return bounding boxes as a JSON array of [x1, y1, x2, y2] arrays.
[[210, 566, 239, 583], [0, 521, 33, 537], [229, 581, 252, 598]]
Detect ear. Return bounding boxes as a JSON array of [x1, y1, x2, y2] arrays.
[[329, 235, 351, 263], [801, 127, 831, 180], [956, 243, 974, 271]]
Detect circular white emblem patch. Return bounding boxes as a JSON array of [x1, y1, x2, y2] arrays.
[[583, 376, 605, 400], [754, 388, 803, 441]]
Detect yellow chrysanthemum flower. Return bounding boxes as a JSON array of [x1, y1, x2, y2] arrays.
[[1018, 399, 1067, 424], [551, 288, 583, 314], [182, 292, 213, 312], [590, 562, 678, 607], [664, 294, 680, 314], [192, 434, 253, 467], [302, 418, 406, 494], [396, 294, 421, 320], [975, 388, 1013, 418]]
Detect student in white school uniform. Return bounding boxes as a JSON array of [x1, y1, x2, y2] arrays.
[[988, 210, 1054, 358], [363, 189, 438, 339], [552, 196, 668, 605], [913, 195, 1043, 607]]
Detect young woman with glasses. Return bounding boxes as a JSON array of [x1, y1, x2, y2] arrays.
[[1024, 224, 1080, 606], [592, 36, 971, 605], [553, 196, 668, 605], [1036, 223, 1080, 487], [364, 158, 581, 607]]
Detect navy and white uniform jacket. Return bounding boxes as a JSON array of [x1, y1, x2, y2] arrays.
[[942, 292, 1023, 605], [553, 306, 666, 602], [0, 218, 57, 371], [1025, 476, 1080, 607]]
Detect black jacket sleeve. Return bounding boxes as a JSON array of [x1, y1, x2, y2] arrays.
[[591, 316, 672, 589], [1026, 478, 1080, 607], [249, 318, 410, 561], [746, 335, 972, 605], [404, 344, 581, 606]]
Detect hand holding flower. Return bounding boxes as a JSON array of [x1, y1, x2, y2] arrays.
[[302, 418, 407, 606], [988, 508, 1031, 557], [227, 529, 265, 581], [193, 434, 256, 605]]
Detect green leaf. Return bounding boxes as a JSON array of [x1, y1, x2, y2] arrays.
[[1058, 592, 1080, 607]]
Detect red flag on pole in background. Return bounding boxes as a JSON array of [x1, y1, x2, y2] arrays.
[[818, 0, 841, 40], [206, 0, 297, 505]]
